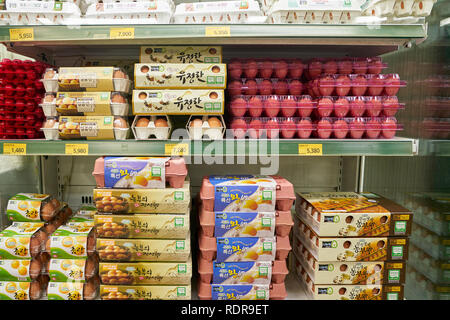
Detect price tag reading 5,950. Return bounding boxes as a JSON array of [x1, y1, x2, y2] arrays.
[[165, 143, 189, 156], [298, 144, 323, 156], [9, 28, 34, 41], [3, 143, 26, 155], [65, 144, 89, 155], [205, 26, 231, 37], [110, 27, 135, 40]]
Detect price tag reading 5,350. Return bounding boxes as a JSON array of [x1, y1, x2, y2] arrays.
[[65, 144, 89, 155], [110, 27, 135, 40], [298, 144, 323, 156], [165, 143, 189, 156], [9, 28, 34, 41], [3, 143, 26, 155]]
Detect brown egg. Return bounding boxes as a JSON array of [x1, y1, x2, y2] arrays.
[[44, 69, 55, 79], [208, 117, 222, 128], [111, 93, 126, 103], [190, 119, 203, 128], [140, 66, 149, 73], [43, 119, 56, 129], [114, 117, 128, 128], [154, 118, 168, 127], [136, 117, 150, 127], [113, 70, 126, 79], [44, 94, 55, 103], [41, 203, 56, 221], [50, 198, 60, 209], [138, 92, 147, 100]]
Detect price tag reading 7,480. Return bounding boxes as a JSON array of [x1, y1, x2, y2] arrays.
[[165, 143, 189, 156], [298, 144, 323, 156], [65, 144, 89, 155]]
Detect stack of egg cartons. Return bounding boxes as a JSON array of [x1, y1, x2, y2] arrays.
[[45, 206, 100, 300], [133, 46, 227, 141], [294, 192, 412, 300], [197, 175, 294, 300], [40, 66, 132, 141], [92, 156, 192, 300], [0, 193, 72, 300], [0, 59, 49, 139]]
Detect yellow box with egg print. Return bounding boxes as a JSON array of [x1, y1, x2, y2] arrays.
[[132, 89, 224, 115], [0, 222, 45, 259], [134, 64, 227, 89], [0, 259, 37, 281], [0, 281, 34, 300], [140, 46, 222, 64], [100, 284, 191, 300], [47, 224, 96, 259], [58, 116, 116, 140]]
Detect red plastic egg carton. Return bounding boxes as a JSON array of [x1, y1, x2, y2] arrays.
[[229, 95, 316, 118], [314, 96, 404, 118], [314, 116, 402, 139], [0, 127, 44, 139], [228, 78, 304, 96], [305, 57, 388, 79], [228, 58, 305, 80], [0, 59, 51, 74], [307, 73, 406, 97]]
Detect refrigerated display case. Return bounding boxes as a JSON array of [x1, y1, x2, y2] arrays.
[[0, 0, 448, 301]]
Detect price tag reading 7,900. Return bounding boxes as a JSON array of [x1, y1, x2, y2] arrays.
[[65, 144, 89, 155], [165, 143, 189, 156], [298, 144, 323, 156], [110, 27, 135, 40]]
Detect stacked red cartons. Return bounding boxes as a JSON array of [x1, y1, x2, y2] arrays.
[[228, 57, 406, 139], [0, 59, 50, 139], [91, 156, 192, 300], [197, 175, 294, 300], [0, 193, 74, 300], [293, 192, 413, 300]]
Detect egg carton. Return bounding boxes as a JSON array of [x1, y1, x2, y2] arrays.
[[131, 115, 172, 140], [186, 115, 225, 140], [361, 0, 436, 18], [173, 0, 267, 24], [0, 0, 81, 25], [267, 0, 362, 24], [81, 0, 175, 12], [82, 1, 172, 24]]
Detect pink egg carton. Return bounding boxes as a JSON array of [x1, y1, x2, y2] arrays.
[[197, 256, 289, 284], [307, 73, 406, 97], [314, 117, 402, 139], [198, 205, 294, 237], [305, 57, 388, 79], [228, 58, 305, 80], [0, 111, 44, 127], [228, 78, 304, 96], [0, 127, 44, 139], [229, 95, 316, 118], [314, 96, 404, 118], [197, 279, 287, 300], [199, 175, 295, 211], [92, 156, 188, 189], [0, 59, 51, 74], [0, 84, 45, 99], [0, 102, 42, 114], [198, 231, 291, 262]]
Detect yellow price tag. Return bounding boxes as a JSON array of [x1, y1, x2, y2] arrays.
[[165, 143, 189, 156], [298, 144, 323, 156], [3, 143, 26, 155], [205, 26, 231, 37], [9, 28, 34, 41], [110, 27, 135, 40], [65, 144, 89, 155]]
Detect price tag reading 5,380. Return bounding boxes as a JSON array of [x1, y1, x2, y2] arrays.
[[165, 143, 189, 156], [9, 28, 34, 41], [3, 143, 26, 155], [65, 144, 89, 155], [298, 144, 323, 156], [110, 27, 134, 40]]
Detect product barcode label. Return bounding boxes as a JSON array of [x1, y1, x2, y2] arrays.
[[79, 122, 98, 137], [79, 73, 97, 88], [76, 98, 95, 113]]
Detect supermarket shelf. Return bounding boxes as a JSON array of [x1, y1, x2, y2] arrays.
[[0, 137, 418, 156], [0, 24, 427, 47], [420, 139, 450, 156]]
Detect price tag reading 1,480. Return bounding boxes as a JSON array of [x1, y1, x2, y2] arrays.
[[165, 143, 189, 156], [9, 28, 34, 41], [3, 143, 26, 155], [298, 144, 323, 156], [65, 144, 89, 155]]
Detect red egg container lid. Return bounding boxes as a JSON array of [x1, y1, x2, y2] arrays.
[[305, 57, 388, 78], [0, 59, 52, 74], [228, 78, 304, 87], [309, 73, 406, 87], [228, 58, 305, 79], [229, 94, 315, 106], [315, 116, 401, 126]]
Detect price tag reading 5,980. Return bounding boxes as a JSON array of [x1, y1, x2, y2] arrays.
[[65, 144, 89, 155], [298, 144, 323, 156]]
